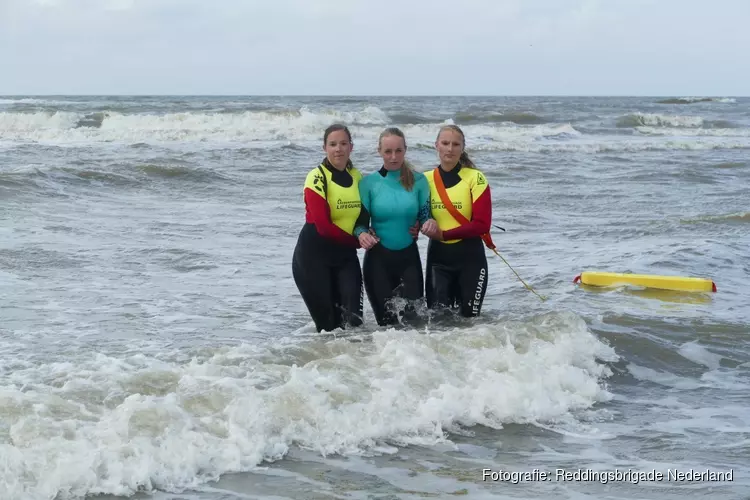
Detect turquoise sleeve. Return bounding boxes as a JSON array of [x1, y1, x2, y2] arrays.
[[354, 176, 372, 237], [416, 175, 430, 225]]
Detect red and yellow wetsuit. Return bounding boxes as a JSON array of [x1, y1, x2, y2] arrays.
[[292, 159, 365, 332], [424, 163, 492, 317]]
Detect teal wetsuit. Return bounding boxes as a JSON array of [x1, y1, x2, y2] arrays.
[[355, 167, 431, 249], [354, 166, 431, 326]]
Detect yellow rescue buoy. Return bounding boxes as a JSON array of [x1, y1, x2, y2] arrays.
[[573, 271, 717, 293]]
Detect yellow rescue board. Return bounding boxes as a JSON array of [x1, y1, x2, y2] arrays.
[[574, 272, 717, 292]]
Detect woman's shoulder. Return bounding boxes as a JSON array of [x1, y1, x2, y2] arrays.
[[303, 165, 327, 195], [416, 169, 437, 189], [348, 165, 364, 181], [460, 164, 484, 174], [357, 168, 378, 186], [459, 165, 487, 184], [418, 167, 435, 180]]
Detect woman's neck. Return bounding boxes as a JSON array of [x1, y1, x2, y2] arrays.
[[328, 159, 348, 171]]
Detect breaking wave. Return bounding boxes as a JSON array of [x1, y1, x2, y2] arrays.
[[0, 312, 617, 500]]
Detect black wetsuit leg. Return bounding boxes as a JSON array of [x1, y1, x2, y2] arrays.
[[456, 247, 488, 317], [363, 241, 424, 326], [397, 243, 424, 325], [293, 242, 337, 332], [333, 255, 364, 328], [426, 240, 458, 310], [363, 246, 396, 326], [398, 243, 424, 301], [292, 224, 363, 332], [425, 237, 487, 317]]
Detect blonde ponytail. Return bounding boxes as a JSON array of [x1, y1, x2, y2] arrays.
[[400, 160, 415, 191], [458, 151, 475, 168]]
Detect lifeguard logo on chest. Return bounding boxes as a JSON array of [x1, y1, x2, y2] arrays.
[[336, 198, 361, 210], [432, 201, 463, 210]]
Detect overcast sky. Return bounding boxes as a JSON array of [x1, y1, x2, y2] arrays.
[[1, 0, 747, 96]]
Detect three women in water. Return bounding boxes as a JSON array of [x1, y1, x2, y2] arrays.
[[292, 123, 494, 332]]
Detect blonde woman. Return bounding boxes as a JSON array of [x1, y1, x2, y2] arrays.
[[354, 127, 433, 326], [420, 124, 493, 317]]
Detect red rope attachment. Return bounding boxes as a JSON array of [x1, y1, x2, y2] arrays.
[[712, 281, 717, 292], [573, 274, 581, 284]]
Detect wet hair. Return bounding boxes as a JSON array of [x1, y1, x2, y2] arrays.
[[378, 127, 415, 191], [436, 124, 475, 168], [323, 123, 353, 169]]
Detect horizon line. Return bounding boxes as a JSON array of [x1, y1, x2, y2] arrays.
[[0, 93, 746, 98]]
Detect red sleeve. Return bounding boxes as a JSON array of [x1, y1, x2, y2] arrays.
[[304, 187, 360, 248], [441, 186, 492, 241]]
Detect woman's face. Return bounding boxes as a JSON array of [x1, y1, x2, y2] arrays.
[[324, 130, 353, 169], [435, 129, 463, 165], [378, 135, 406, 171]]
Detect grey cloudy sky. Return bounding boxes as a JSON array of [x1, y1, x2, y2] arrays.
[[1, 0, 747, 95]]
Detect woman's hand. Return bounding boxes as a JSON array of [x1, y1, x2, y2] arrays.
[[420, 219, 442, 240], [408, 221, 420, 240], [358, 231, 379, 249]]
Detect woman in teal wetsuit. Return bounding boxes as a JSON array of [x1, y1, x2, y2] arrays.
[[354, 127, 434, 326]]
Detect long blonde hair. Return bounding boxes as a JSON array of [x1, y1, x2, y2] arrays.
[[378, 127, 415, 191], [436, 124, 475, 168]]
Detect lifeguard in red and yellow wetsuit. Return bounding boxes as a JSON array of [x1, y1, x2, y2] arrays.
[[421, 124, 493, 317], [292, 124, 365, 332]]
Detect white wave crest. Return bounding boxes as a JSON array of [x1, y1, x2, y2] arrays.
[[669, 97, 736, 104], [635, 126, 750, 137], [0, 312, 616, 500], [0, 106, 389, 144], [463, 137, 750, 153], [0, 109, 582, 148], [2, 108, 748, 154], [0, 98, 53, 105], [620, 112, 705, 128]]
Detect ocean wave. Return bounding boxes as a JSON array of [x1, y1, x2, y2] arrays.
[[2, 108, 748, 154], [681, 212, 750, 224], [460, 138, 750, 153], [617, 112, 706, 128], [633, 126, 750, 137], [656, 97, 736, 104], [0, 98, 56, 105], [0, 161, 231, 191], [0, 109, 578, 146], [0, 312, 616, 500], [453, 111, 548, 125], [0, 108, 389, 143], [713, 161, 747, 168]]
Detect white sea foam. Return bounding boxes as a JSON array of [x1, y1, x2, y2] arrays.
[[662, 97, 736, 104], [634, 126, 750, 137], [0, 312, 617, 500], [0, 108, 572, 145], [2, 108, 748, 154], [619, 112, 706, 128]]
